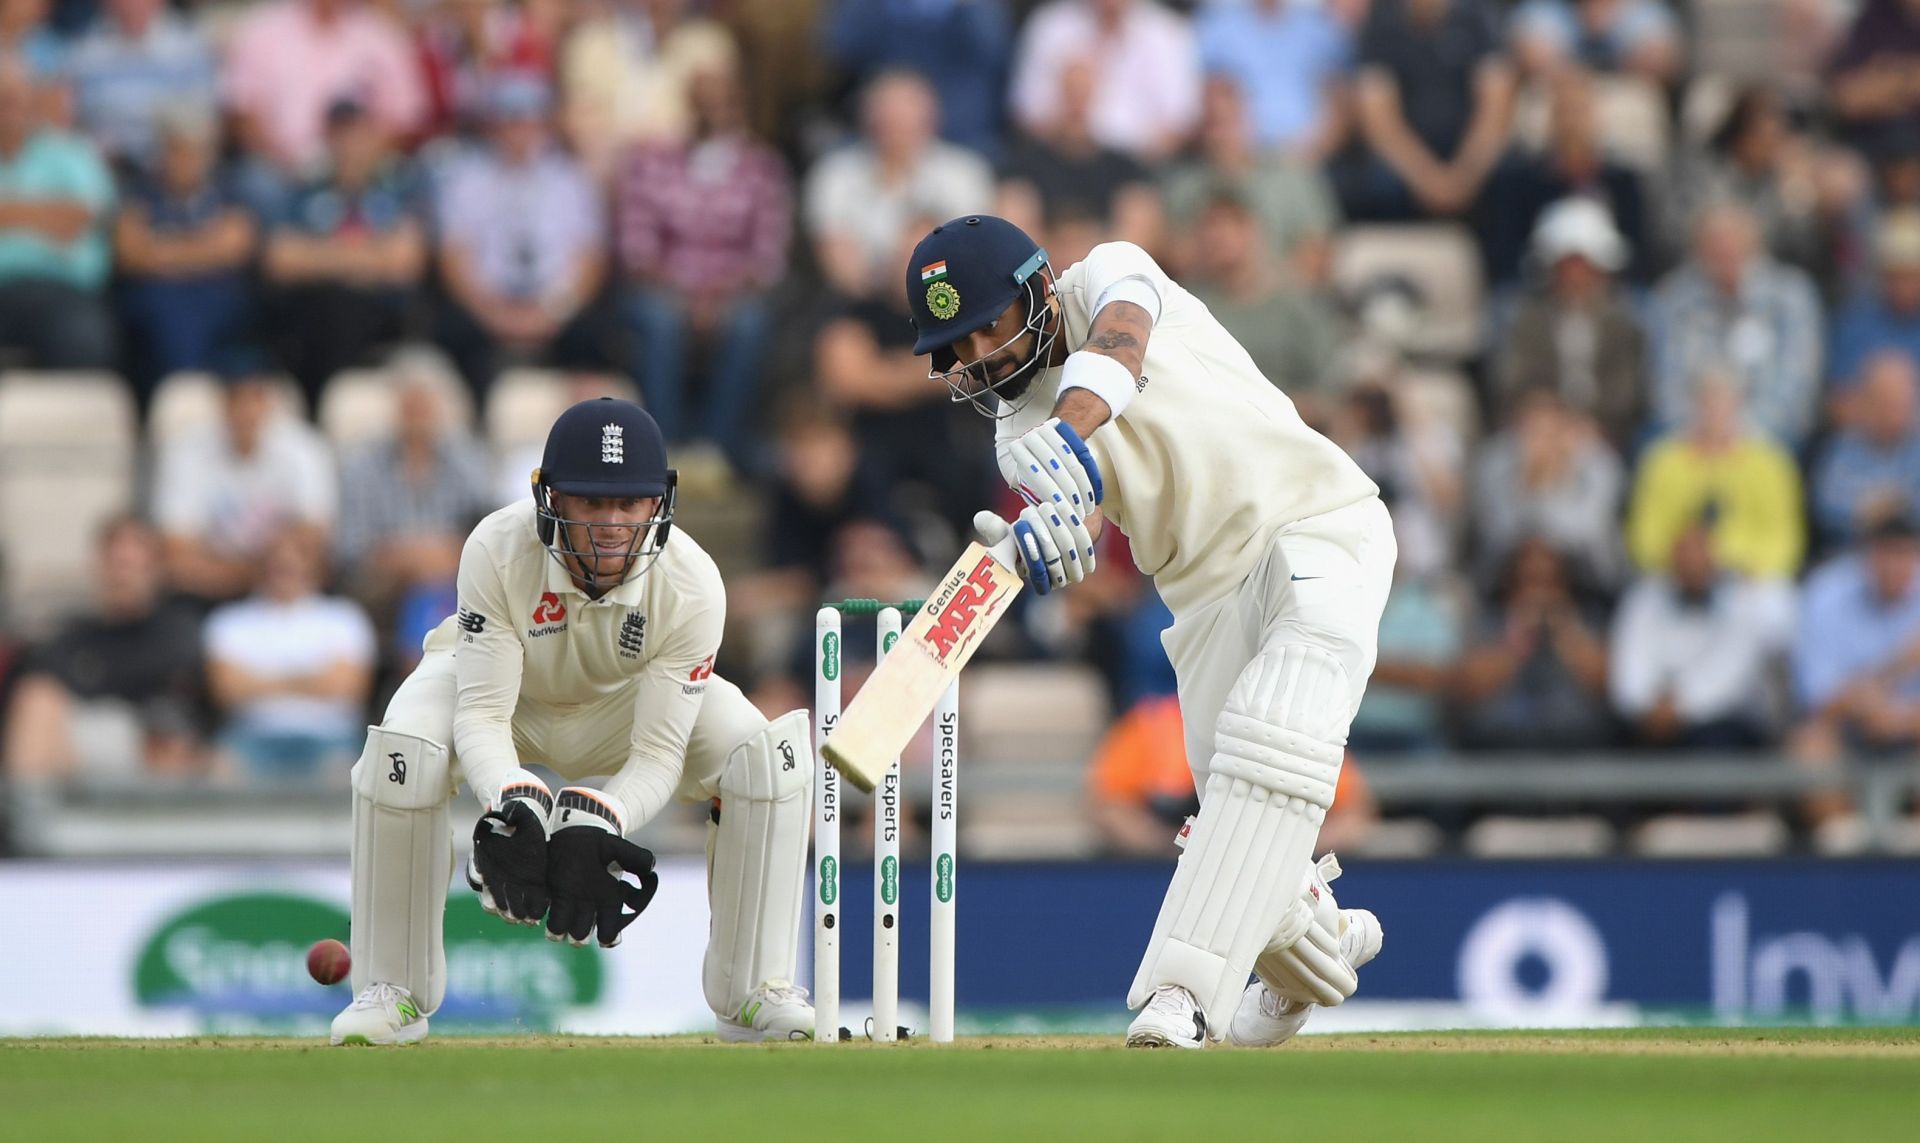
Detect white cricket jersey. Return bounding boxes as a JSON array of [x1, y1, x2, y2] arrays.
[[426, 501, 723, 829], [995, 242, 1379, 617]]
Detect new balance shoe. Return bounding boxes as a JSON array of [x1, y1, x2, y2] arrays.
[[717, 980, 815, 1043], [330, 982, 429, 1046]]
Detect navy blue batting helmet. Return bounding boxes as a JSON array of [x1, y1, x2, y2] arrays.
[[906, 215, 1050, 355], [533, 398, 677, 591], [539, 398, 670, 498]]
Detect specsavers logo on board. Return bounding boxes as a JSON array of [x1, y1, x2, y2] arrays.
[[134, 892, 603, 1032]]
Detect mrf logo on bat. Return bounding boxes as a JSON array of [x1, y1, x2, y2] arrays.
[[925, 555, 1001, 662]]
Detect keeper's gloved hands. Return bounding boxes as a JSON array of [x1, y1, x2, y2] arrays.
[[995, 417, 1102, 585], [545, 788, 660, 948], [469, 778, 554, 927]]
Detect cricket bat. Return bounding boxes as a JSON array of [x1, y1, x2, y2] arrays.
[[823, 534, 1023, 792]]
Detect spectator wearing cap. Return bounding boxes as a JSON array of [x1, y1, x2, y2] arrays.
[[1648, 200, 1823, 446], [1510, 0, 1683, 87], [803, 71, 994, 301], [1481, 69, 1653, 289], [113, 105, 256, 401], [1337, 0, 1515, 222], [1790, 512, 1920, 823], [224, 0, 426, 176], [1494, 197, 1647, 448], [1195, 0, 1353, 159], [262, 99, 426, 404], [152, 353, 337, 603], [205, 526, 375, 780], [66, 0, 218, 172], [1626, 369, 1805, 580], [1829, 210, 1920, 401], [1610, 515, 1794, 750], [1813, 350, 1920, 545], [0, 61, 116, 370], [435, 74, 612, 398], [616, 64, 789, 469], [1009, 0, 1202, 165], [823, 0, 1013, 157]]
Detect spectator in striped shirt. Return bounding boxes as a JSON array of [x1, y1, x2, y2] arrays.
[[1647, 200, 1824, 446], [334, 364, 494, 663], [616, 64, 790, 471]]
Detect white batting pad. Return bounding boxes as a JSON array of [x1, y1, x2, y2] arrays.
[[1127, 644, 1349, 1029], [350, 727, 455, 1014], [704, 710, 814, 1017]]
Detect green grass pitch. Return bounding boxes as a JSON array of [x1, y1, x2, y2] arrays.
[[6, 1028, 1917, 1141]]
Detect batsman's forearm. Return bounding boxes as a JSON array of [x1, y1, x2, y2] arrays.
[[1052, 386, 1112, 439]]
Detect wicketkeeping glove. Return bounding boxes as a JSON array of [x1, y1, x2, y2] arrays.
[[468, 778, 555, 927], [545, 788, 660, 948]]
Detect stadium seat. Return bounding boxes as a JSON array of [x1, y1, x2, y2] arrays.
[[148, 370, 306, 445], [960, 791, 1102, 860], [1464, 815, 1615, 857], [318, 364, 475, 451], [0, 372, 137, 634], [1511, 76, 1671, 173], [486, 369, 574, 457], [1631, 812, 1790, 857], [1333, 225, 1484, 362], [1691, 0, 1787, 83], [961, 664, 1110, 777]]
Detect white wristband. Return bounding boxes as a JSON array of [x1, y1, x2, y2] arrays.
[[1060, 349, 1142, 420]]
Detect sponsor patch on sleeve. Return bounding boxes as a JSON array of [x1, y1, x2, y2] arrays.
[[456, 607, 487, 639]]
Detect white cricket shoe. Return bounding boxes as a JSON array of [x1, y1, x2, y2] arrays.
[[330, 982, 429, 1046], [716, 980, 816, 1043], [1228, 907, 1385, 1047], [1126, 985, 1210, 1049]]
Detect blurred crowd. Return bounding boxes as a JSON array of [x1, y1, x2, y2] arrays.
[[3, 0, 1920, 852]]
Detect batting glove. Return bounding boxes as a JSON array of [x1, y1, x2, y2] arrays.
[[997, 417, 1102, 580]]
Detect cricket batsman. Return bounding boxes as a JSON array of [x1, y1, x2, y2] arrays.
[[331, 398, 815, 1045], [906, 216, 1393, 1047]]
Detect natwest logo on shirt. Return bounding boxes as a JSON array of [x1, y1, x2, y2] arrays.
[[688, 656, 714, 682], [528, 591, 569, 638]]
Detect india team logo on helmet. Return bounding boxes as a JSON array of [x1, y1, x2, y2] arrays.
[[921, 260, 962, 320]]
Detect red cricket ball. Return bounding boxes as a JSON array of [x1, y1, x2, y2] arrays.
[[307, 938, 351, 986]]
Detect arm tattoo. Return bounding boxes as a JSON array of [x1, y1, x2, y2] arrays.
[[1081, 300, 1152, 375]]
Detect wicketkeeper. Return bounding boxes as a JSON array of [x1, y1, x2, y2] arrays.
[[332, 398, 814, 1045]]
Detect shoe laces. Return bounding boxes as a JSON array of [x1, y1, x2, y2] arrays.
[[351, 982, 409, 1012], [1257, 985, 1305, 1020], [756, 979, 810, 1005], [1148, 984, 1197, 1014]]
